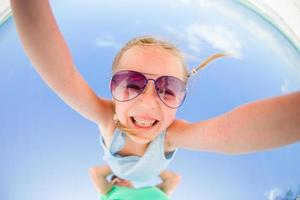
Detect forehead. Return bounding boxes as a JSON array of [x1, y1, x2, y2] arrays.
[[117, 46, 185, 79]]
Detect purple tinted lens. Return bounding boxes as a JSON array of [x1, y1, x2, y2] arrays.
[[155, 76, 186, 108], [110, 71, 147, 101]]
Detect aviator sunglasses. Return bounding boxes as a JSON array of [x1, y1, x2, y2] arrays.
[[110, 53, 227, 109], [110, 70, 187, 108]]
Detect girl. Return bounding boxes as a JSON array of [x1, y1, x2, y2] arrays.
[[89, 165, 180, 200], [11, 0, 300, 181]]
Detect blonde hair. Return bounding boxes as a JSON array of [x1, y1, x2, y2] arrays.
[[114, 113, 153, 140], [112, 36, 189, 81]]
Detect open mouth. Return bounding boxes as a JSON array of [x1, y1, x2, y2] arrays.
[[130, 116, 159, 128]]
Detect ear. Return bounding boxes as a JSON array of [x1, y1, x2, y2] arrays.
[[114, 113, 119, 124]]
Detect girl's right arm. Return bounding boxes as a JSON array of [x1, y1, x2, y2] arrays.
[[11, 0, 114, 128], [89, 166, 113, 195]]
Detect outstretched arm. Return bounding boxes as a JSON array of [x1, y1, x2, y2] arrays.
[[167, 91, 300, 154], [89, 165, 113, 195], [156, 171, 181, 196], [11, 0, 114, 128]]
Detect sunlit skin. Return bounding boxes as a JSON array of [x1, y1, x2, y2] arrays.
[[114, 45, 186, 144]]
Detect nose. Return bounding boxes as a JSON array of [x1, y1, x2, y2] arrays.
[[138, 80, 159, 108]]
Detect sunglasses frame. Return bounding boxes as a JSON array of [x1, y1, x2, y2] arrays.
[[110, 70, 188, 109]]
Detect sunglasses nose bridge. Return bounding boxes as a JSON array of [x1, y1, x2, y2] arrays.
[[147, 78, 156, 83], [139, 78, 160, 105], [143, 78, 157, 92]]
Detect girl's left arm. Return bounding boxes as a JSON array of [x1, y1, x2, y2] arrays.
[[156, 171, 181, 196], [167, 91, 300, 154]]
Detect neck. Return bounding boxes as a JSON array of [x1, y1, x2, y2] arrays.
[[126, 135, 149, 147]]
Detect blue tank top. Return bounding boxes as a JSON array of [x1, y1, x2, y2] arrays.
[[100, 128, 177, 182]]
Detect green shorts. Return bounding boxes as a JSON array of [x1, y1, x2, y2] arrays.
[[101, 186, 170, 200]]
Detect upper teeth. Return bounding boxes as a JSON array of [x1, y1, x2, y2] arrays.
[[133, 117, 156, 127]]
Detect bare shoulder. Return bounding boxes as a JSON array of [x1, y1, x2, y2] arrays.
[[165, 119, 191, 150], [97, 115, 117, 147], [95, 99, 115, 127]]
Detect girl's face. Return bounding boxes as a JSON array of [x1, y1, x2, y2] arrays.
[[113, 46, 185, 144]]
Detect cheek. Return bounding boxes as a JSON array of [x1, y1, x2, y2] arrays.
[[115, 103, 127, 122], [163, 108, 176, 124], [115, 101, 135, 123], [166, 108, 177, 120]]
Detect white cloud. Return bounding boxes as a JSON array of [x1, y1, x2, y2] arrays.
[[179, 0, 192, 6], [165, 23, 243, 59], [196, 0, 218, 8], [281, 79, 291, 94], [166, 0, 300, 76], [186, 23, 243, 58], [168, 0, 218, 8], [167, 0, 192, 8], [95, 35, 120, 50], [165, 1, 245, 59], [265, 187, 284, 200], [164, 26, 185, 39]]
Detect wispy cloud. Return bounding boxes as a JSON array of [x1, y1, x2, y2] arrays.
[[186, 23, 243, 58], [95, 35, 120, 50], [196, 0, 244, 20], [179, 0, 192, 6], [167, 0, 300, 76], [165, 23, 243, 59], [196, 0, 219, 8], [167, 0, 192, 8], [165, 0, 245, 60], [265, 187, 284, 200]]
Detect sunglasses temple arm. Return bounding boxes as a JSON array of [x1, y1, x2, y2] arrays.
[[187, 53, 229, 78]]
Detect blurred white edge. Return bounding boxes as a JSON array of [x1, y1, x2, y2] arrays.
[[237, 0, 300, 54], [0, 0, 11, 26]]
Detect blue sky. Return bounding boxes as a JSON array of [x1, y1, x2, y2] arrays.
[[1, 0, 300, 200]]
